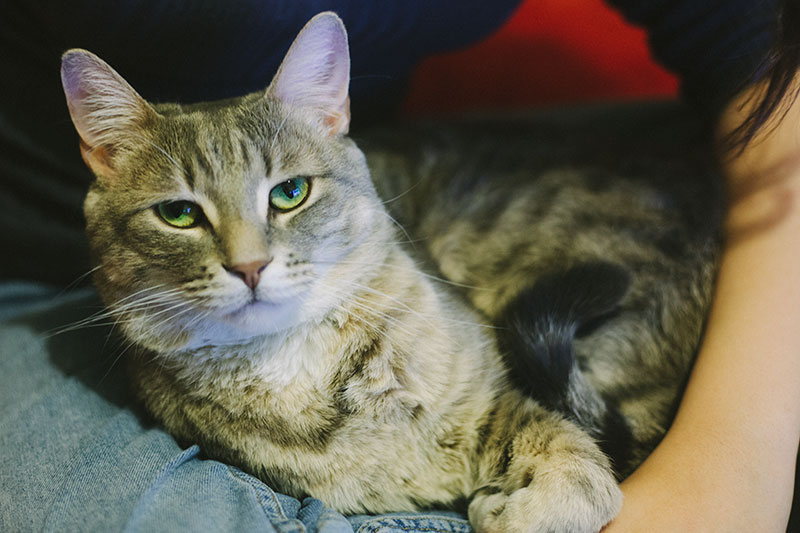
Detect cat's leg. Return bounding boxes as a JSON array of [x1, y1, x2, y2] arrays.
[[469, 393, 622, 533]]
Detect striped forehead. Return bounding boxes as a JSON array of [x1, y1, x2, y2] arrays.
[[178, 117, 267, 210], [191, 118, 267, 181], [151, 100, 332, 222]]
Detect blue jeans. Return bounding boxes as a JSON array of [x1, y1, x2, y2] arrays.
[[0, 282, 472, 532]]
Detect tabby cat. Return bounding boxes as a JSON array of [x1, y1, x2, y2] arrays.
[[60, 12, 721, 532]]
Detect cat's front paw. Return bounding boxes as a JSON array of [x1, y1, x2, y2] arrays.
[[469, 465, 622, 533]]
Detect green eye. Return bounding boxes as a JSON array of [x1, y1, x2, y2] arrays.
[[156, 201, 202, 228], [269, 177, 310, 212]]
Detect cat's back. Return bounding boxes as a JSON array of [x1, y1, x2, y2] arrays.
[[360, 101, 722, 316], [359, 102, 724, 471]]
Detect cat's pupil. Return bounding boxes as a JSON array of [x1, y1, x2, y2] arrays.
[[168, 203, 192, 218], [282, 181, 301, 199]]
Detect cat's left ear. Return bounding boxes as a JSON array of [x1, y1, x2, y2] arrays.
[[269, 12, 351, 136]]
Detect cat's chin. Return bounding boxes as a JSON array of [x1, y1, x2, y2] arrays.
[[218, 299, 305, 337], [172, 302, 303, 351]]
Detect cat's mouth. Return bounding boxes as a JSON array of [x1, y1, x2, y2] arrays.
[[202, 279, 317, 336], [217, 294, 303, 335], [231, 298, 280, 316]]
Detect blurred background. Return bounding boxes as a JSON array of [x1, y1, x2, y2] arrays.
[[402, 0, 678, 116]]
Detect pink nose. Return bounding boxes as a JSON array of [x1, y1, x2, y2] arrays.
[[225, 259, 271, 290]]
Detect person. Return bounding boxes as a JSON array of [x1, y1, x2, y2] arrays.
[[606, 2, 800, 530], [0, 1, 797, 531]]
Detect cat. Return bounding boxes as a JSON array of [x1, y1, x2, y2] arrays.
[[60, 12, 721, 533]]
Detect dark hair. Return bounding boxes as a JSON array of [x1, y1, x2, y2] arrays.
[[726, 0, 800, 152]]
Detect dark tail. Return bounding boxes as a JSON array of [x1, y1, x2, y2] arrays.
[[497, 261, 634, 474]]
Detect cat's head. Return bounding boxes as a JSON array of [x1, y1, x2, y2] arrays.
[[61, 13, 393, 351]]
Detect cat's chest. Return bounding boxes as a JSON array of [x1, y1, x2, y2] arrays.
[[166, 326, 426, 441], [189, 360, 469, 512], [129, 295, 491, 511]]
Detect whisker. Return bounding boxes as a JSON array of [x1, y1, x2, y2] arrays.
[[356, 238, 430, 246], [96, 303, 199, 385], [325, 285, 455, 343], [95, 336, 136, 385], [319, 259, 492, 291], [58, 265, 103, 295], [313, 281, 437, 341], [334, 277, 501, 331], [46, 286, 186, 337], [375, 209, 416, 250], [312, 283, 401, 339], [380, 181, 421, 206]]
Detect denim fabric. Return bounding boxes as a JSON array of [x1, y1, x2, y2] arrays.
[[0, 282, 471, 532], [349, 513, 471, 533]]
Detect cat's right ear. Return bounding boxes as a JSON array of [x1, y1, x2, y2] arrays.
[[61, 49, 156, 179]]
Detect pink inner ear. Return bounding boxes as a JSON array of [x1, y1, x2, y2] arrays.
[[61, 53, 98, 143], [79, 137, 114, 177], [322, 96, 350, 136], [61, 53, 90, 103], [61, 49, 152, 151], [270, 13, 351, 135]]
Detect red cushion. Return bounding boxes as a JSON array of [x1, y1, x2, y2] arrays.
[[402, 0, 679, 115]]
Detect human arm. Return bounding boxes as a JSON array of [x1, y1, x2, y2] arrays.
[[605, 18, 800, 533]]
